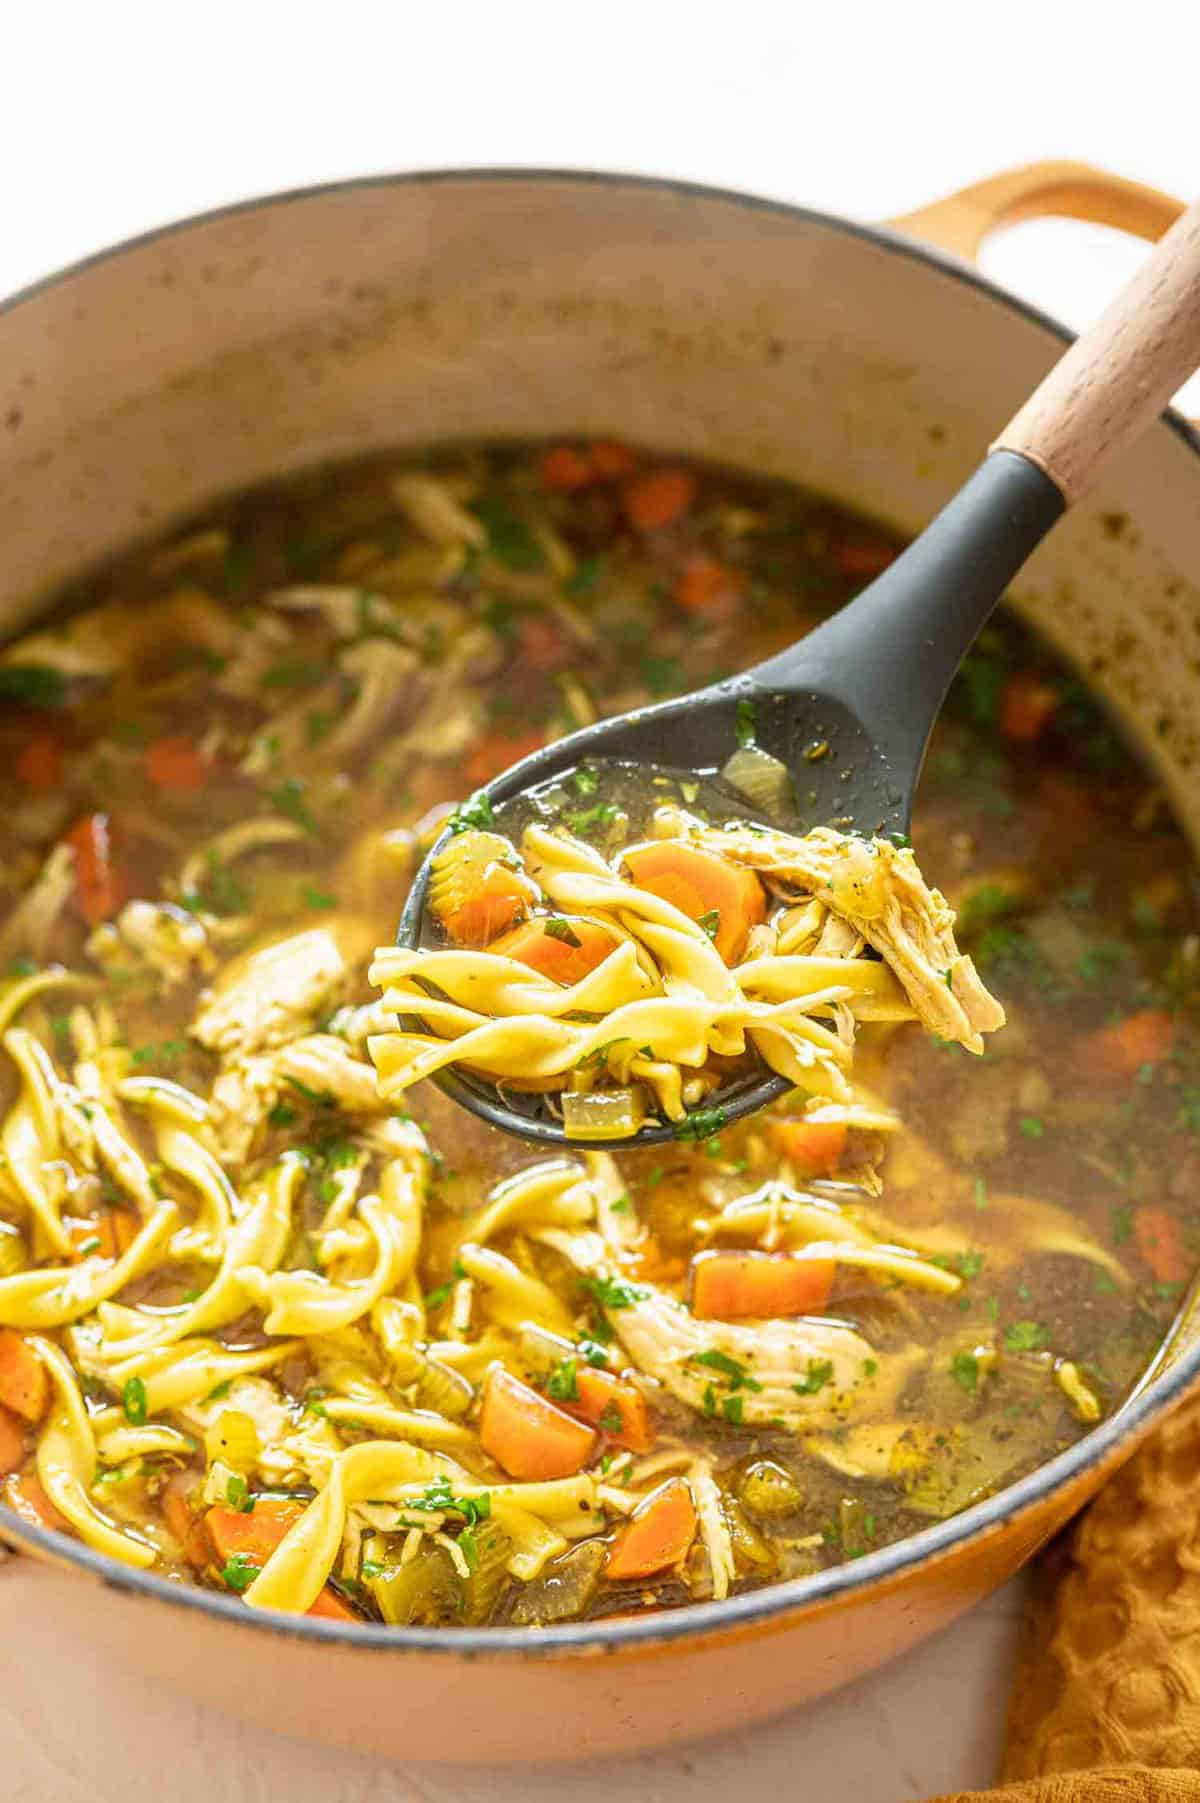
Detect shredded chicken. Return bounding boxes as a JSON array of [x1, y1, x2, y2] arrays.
[[191, 926, 355, 1056], [677, 818, 1005, 1053], [87, 900, 214, 989], [0, 844, 77, 962]]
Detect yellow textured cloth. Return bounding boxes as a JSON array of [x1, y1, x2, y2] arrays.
[[925, 1392, 1200, 1802]]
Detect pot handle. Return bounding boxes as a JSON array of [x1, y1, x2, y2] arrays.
[[887, 158, 1184, 263]]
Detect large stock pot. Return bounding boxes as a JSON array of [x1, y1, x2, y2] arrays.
[[1, 159, 1198, 1763]]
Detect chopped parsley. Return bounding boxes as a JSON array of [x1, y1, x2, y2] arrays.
[[735, 698, 757, 748], [577, 1338, 610, 1369], [1003, 1320, 1049, 1352], [0, 664, 66, 708], [697, 909, 721, 940], [691, 1348, 763, 1393], [300, 883, 337, 911], [447, 789, 494, 835], [564, 802, 619, 837], [472, 495, 543, 571], [720, 1394, 745, 1426], [543, 918, 582, 948], [122, 1377, 148, 1426], [226, 1474, 253, 1513], [571, 764, 599, 796], [545, 1355, 580, 1403], [267, 776, 319, 836], [672, 1106, 728, 1142], [596, 1402, 624, 1434], [1018, 1116, 1045, 1140], [950, 1351, 980, 1395], [1111, 1204, 1134, 1246], [957, 1251, 985, 1280], [582, 1274, 648, 1310], [220, 1553, 258, 1594], [792, 1359, 834, 1396], [267, 1101, 299, 1129]]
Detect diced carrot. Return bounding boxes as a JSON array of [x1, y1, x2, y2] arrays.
[[539, 446, 594, 492], [622, 469, 696, 533], [69, 1210, 139, 1264], [480, 1366, 596, 1480], [1075, 1009, 1176, 1085], [691, 1251, 836, 1320], [767, 1118, 848, 1177], [628, 1234, 689, 1285], [64, 813, 122, 925], [564, 1366, 653, 1453], [605, 1477, 697, 1581], [518, 615, 571, 671], [464, 727, 546, 788], [143, 734, 207, 793], [1000, 674, 1060, 743], [490, 917, 616, 988], [589, 440, 638, 480], [0, 1330, 48, 1424], [441, 865, 535, 947], [0, 1404, 26, 1478], [206, 1495, 304, 1565], [16, 728, 63, 794], [831, 540, 897, 580], [675, 555, 744, 623], [621, 840, 765, 964], [307, 1585, 359, 1622], [1134, 1206, 1190, 1285], [162, 1483, 211, 1569], [3, 1471, 67, 1532]]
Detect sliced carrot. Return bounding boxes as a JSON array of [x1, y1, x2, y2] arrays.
[[16, 728, 63, 794], [691, 1251, 836, 1320], [539, 446, 594, 492], [3, 1471, 67, 1532], [0, 1404, 26, 1478], [464, 727, 546, 788], [605, 1477, 697, 1581], [999, 674, 1060, 743], [831, 540, 897, 580], [1134, 1206, 1190, 1285], [564, 1366, 653, 1453], [490, 917, 617, 988], [518, 615, 571, 671], [1075, 1009, 1176, 1085], [622, 469, 696, 533], [675, 555, 744, 623], [0, 1330, 48, 1424], [480, 1366, 596, 1480], [441, 865, 535, 947], [143, 734, 207, 793], [307, 1585, 359, 1622], [206, 1495, 304, 1565], [69, 1210, 139, 1264], [64, 813, 122, 924], [589, 439, 638, 479], [767, 1118, 847, 1178], [622, 840, 765, 964], [162, 1483, 211, 1569]]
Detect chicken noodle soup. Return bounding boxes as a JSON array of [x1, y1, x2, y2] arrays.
[[373, 774, 1005, 1139], [0, 440, 1195, 1626]]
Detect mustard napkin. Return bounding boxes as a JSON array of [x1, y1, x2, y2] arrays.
[[929, 1392, 1200, 1801]]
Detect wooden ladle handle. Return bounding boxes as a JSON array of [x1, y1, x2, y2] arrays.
[[993, 197, 1200, 504]]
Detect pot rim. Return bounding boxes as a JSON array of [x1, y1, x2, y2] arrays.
[[4, 163, 1199, 1658]]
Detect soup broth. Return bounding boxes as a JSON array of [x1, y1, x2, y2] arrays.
[[0, 440, 1194, 1626]]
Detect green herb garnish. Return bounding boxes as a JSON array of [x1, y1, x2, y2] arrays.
[[735, 698, 757, 748], [0, 664, 66, 708], [697, 909, 721, 940], [268, 777, 319, 836], [543, 918, 582, 948], [792, 1359, 834, 1396], [950, 1351, 980, 1394], [672, 1106, 728, 1142], [447, 790, 495, 834], [1003, 1320, 1049, 1352], [122, 1377, 148, 1426], [546, 1356, 580, 1403], [221, 1553, 258, 1594]]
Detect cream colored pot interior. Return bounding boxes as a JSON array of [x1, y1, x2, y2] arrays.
[[2, 173, 1200, 1759]]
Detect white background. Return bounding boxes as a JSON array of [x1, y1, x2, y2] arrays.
[[2, 4, 1196, 1798]]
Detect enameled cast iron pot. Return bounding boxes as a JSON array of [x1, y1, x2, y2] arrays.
[[2, 160, 1199, 1763]]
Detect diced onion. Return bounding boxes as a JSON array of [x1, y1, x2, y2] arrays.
[[721, 745, 793, 817], [561, 1088, 645, 1141]]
